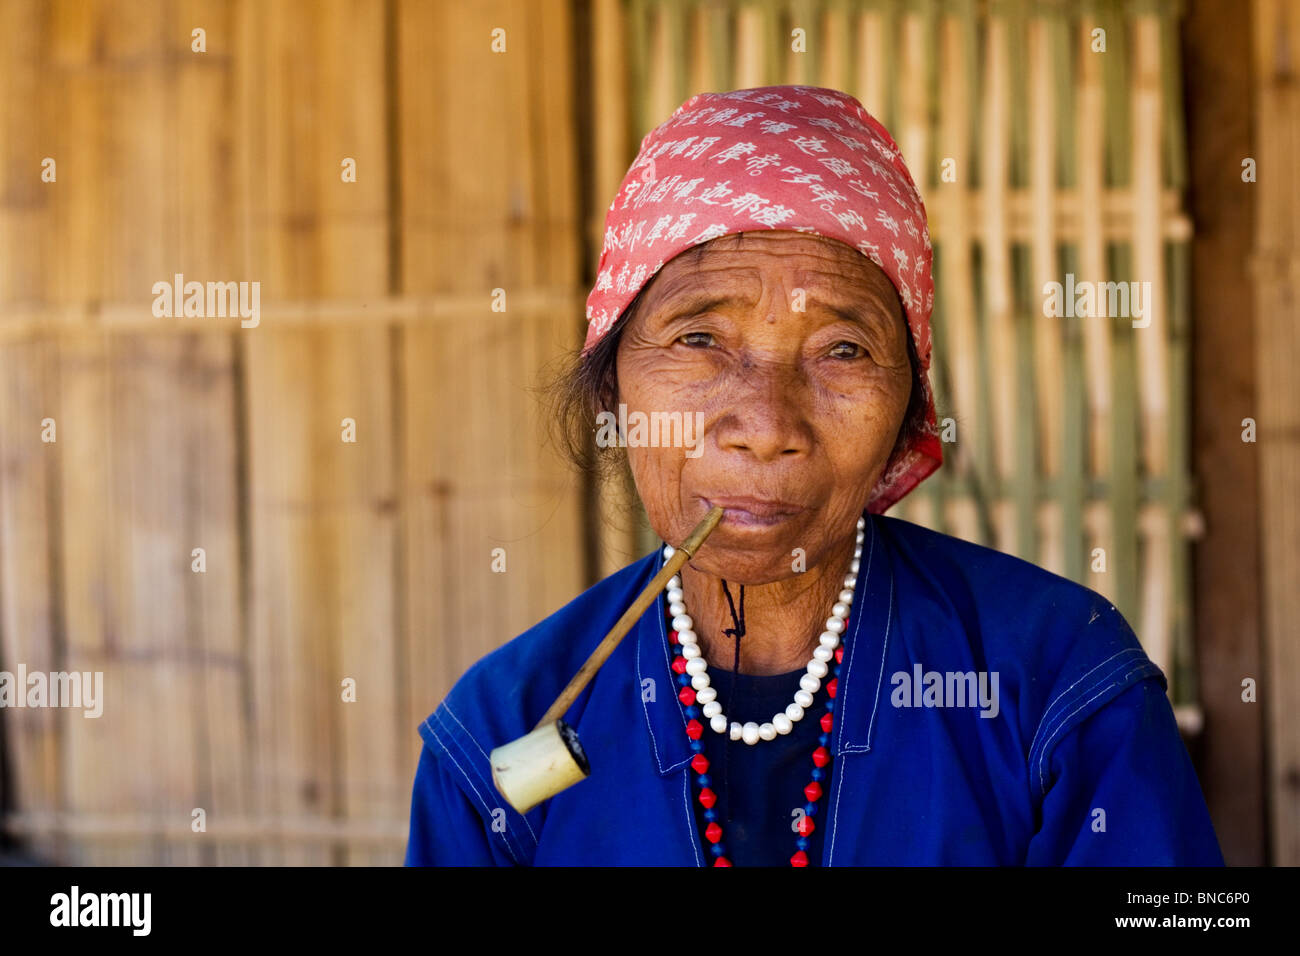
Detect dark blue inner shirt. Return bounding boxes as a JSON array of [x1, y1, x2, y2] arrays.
[[687, 658, 831, 867]]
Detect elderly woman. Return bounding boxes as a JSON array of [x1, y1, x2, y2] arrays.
[[405, 85, 1222, 866]]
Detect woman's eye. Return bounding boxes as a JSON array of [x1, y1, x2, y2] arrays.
[[829, 341, 865, 359], [678, 332, 715, 348]]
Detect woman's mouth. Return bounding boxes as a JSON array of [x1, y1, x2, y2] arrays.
[[702, 496, 805, 528]]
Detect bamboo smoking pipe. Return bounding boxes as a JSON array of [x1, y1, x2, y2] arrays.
[[489, 506, 725, 814]]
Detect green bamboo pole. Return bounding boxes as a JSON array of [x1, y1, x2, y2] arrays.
[[661, 0, 688, 117], [1004, 0, 1030, 190], [1158, 6, 1188, 189], [822, 0, 854, 91], [1109, 242, 1140, 627], [787, 0, 817, 84], [1102, 0, 1131, 188], [1167, 239, 1194, 704], [766, 0, 783, 85], [1055, 10, 1084, 584], [963, 0, 981, 189], [1052, 6, 1075, 188], [1162, 0, 1194, 705], [1012, 244, 1039, 562], [629, 0, 649, 158], [1103, 0, 1138, 625], [881, 0, 900, 132], [709, 0, 734, 89], [922, 0, 940, 188], [960, 0, 991, 546], [1060, 244, 1087, 584], [972, 252, 996, 547]]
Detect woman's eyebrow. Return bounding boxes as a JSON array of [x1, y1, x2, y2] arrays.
[[824, 303, 873, 328], [816, 297, 892, 333], [651, 287, 891, 331]]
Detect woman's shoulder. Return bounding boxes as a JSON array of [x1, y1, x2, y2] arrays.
[[872, 514, 1167, 756], [874, 512, 1145, 647]]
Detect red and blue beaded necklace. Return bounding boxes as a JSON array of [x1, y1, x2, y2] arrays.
[[667, 599, 846, 867], [661, 519, 862, 866]]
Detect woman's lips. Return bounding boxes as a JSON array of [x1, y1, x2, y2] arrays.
[[702, 496, 805, 528]]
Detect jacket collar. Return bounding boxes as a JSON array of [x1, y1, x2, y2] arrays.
[[638, 510, 892, 776]]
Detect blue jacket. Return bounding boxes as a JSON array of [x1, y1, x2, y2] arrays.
[[404, 512, 1224, 865]]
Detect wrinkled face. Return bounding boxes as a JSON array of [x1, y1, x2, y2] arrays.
[[616, 230, 913, 583]]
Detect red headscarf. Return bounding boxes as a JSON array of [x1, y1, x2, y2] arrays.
[[584, 85, 942, 513]]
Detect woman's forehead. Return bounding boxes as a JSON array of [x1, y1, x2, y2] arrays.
[[691, 229, 864, 260], [650, 233, 899, 305]]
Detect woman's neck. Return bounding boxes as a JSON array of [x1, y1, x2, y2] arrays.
[[677, 531, 857, 676]]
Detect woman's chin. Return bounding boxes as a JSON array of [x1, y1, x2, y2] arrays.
[[683, 553, 799, 587], [686, 531, 813, 583]]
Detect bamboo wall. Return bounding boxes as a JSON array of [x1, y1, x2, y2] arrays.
[[596, 0, 1201, 720], [0, 0, 584, 864]]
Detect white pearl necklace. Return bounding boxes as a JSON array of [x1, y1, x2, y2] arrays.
[[662, 516, 866, 745]]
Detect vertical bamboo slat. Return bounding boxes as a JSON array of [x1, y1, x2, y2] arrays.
[[688, 2, 713, 97], [1081, 18, 1112, 478], [1131, 13, 1171, 677], [733, 2, 767, 88], [648, 2, 684, 126], [1166, 241, 1194, 701], [899, 7, 947, 535], [1132, 16, 1169, 480], [1028, 14, 1063, 575], [787, 0, 814, 84], [1108, 244, 1140, 626], [595, 0, 632, 224], [897, 8, 929, 188], [1076, 14, 1114, 600], [1013, 244, 1039, 563], [1103, 12, 1140, 628], [1051, 19, 1085, 586], [980, 17, 1017, 554], [1059, 240, 1087, 586], [1005, 4, 1037, 564], [181, 333, 250, 867], [818, 0, 850, 90], [1155, 5, 1195, 711], [853, 4, 886, 119], [935, 11, 979, 545]]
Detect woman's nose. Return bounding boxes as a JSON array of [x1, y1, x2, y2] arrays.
[[711, 356, 814, 461]]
